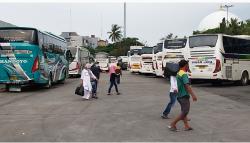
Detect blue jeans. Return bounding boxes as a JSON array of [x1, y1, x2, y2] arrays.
[[108, 79, 119, 93], [91, 80, 97, 94], [163, 92, 177, 116]]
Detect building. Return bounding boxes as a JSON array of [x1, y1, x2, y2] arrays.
[[60, 32, 99, 49], [82, 35, 99, 49], [97, 39, 109, 47], [198, 7, 241, 31], [0, 20, 16, 27]]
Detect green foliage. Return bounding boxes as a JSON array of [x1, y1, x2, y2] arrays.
[[94, 37, 144, 57], [193, 18, 250, 35], [161, 33, 178, 40], [84, 46, 96, 56], [107, 24, 123, 42]]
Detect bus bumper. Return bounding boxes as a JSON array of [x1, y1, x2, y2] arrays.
[[130, 68, 140, 73], [188, 73, 223, 80], [0, 80, 33, 85], [139, 69, 155, 74]]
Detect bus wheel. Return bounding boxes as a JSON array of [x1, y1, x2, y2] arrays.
[[45, 74, 52, 89], [240, 71, 249, 86], [59, 70, 67, 84]]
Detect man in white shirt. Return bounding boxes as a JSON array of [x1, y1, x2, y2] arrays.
[[161, 76, 178, 119], [81, 63, 97, 100]]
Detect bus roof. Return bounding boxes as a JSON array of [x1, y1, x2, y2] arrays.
[[0, 27, 66, 43], [191, 34, 250, 40]]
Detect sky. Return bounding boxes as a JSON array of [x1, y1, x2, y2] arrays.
[[0, 2, 249, 46]]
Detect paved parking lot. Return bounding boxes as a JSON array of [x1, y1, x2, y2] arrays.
[[0, 71, 249, 141]]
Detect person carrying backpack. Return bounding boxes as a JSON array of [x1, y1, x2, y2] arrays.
[[107, 64, 120, 95], [168, 60, 197, 132], [115, 63, 122, 84], [161, 75, 178, 119]]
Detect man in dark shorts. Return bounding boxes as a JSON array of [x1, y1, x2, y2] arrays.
[[168, 60, 197, 131]]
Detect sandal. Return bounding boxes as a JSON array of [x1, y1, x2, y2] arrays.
[[184, 127, 193, 131], [168, 126, 178, 132]]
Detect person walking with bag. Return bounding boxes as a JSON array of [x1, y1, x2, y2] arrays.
[[168, 60, 197, 131], [161, 75, 178, 119], [107, 64, 120, 95], [81, 63, 97, 100]]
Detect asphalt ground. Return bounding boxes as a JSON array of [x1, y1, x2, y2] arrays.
[[0, 71, 249, 141]]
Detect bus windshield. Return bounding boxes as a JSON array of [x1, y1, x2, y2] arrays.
[[164, 39, 186, 49], [141, 47, 153, 54], [154, 43, 163, 53], [0, 29, 37, 44], [189, 35, 218, 48], [130, 49, 142, 56], [96, 54, 108, 59]]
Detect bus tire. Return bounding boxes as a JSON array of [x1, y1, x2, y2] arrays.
[[59, 70, 67, 84], [240, 71, 249, 86], [45, 74, 52, 89]]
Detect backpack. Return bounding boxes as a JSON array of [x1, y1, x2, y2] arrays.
[[164, 62, 180, 78], [115, 66, 121, 75]]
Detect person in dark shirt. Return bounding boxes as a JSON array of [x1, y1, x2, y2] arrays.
[[90, 62, 102, 98]]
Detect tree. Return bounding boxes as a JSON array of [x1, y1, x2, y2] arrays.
[[95, 37, 144, 56], [219, 18, 227, 33], [193, 18, 250, 35], [107, 24, 123, 43], [160, 33, 178, 40]]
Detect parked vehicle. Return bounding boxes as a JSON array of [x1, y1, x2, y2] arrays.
[[0, 27, 70, 91], [152, 43, 164, 77], [139, 46, 154, 74], [128, 46, 143, 73], [162, 38, 188, 77], [188, 34, 250, 85], [95, 52, 109, 71], [69, 46, 90, 77]]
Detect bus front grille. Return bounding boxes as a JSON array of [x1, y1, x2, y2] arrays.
[[226, 66, 232, 78]]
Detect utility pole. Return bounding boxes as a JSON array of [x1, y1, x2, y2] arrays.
[[223, 4, 233, 26], [69, 8, 72, 32], [124, 2, 126, 38]]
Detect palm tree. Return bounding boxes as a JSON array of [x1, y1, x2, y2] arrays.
[[108, 24, 122, 43]]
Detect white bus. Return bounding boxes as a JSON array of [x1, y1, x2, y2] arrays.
[[152, 43, 164, 77], [69, 47, 90, 77], [188, 34, 250, 85], [139, 46, 154, 74], [129, 46, 143, 73], [95, 52, 109, 71], [162, 38, 188, 77]]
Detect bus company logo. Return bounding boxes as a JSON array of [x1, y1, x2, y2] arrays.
[[0, 59, 28, 64]]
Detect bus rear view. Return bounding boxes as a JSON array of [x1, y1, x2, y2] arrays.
[[189, 34, 250, 85], [0, 28, 39, 91], [188, 34, 221, 81], [0, 27, 69, 91]]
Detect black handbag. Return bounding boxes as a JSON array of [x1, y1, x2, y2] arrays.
[[75, 85, 84, 96]]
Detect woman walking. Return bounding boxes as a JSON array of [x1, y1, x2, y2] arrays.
[[107, 64, 120, 95], [81, 63, 97, 100]]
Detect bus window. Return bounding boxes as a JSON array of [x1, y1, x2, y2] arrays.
[[0, 29, 38, 44], [189, 35, 218, 48], [164, 39, 186, 49]]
